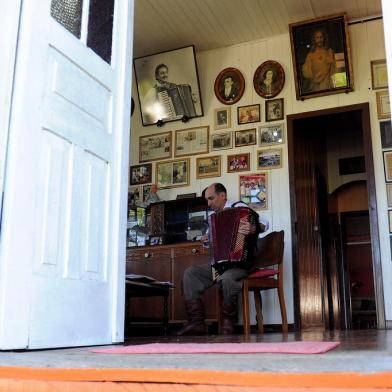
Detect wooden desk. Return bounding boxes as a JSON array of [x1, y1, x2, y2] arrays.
[[125, 280, 171, 335]]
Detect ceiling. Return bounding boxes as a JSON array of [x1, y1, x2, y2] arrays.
[[132, 0, 382, 58]]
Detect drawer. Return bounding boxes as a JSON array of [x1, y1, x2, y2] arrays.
[[127, 248, 172, 262], [173, 244, 207, 258]]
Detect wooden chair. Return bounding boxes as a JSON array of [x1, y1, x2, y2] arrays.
[[242, 230, 288, 335]]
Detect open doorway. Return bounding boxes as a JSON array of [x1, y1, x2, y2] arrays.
[[287, 103, 384, 331]]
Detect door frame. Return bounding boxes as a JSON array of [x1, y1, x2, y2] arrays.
[[287, 102, 385, 330]]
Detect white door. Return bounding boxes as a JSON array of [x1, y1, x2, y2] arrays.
[[0, 0, 133, 349]]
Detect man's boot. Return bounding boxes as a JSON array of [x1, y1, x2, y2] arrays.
[[175, 299, 206, 336], [221, 301, 238, 335]]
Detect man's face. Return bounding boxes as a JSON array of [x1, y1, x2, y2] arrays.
[[314, 31, 324, 47], [224, 77, 233, 88], [205, 185, 226, 212], [157, 66, 169, 82]]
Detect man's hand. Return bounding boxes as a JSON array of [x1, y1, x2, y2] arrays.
[[238, 220, 256, 235]]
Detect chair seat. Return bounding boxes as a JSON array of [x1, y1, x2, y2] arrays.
[[247, 268, 279, 279]]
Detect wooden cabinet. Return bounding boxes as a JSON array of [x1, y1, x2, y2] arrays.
[[126, 242, 219, 324]]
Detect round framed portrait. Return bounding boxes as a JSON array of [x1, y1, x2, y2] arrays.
[[214, 67, 245, 105], [253, 61, 285, 99]]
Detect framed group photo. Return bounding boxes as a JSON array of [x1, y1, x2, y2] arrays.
[[235, 128, 256, 147], [239, 173, 268, 210], [258, 123, 285, 146], [265, 98, 284, 122], [214, 67, 245, 105], [227, 153, 250, 173], [237, 104, 260, 125], [130, 163, 152, 186], [211, 130, 233, 151], [156, 158, 190, 189], [253, 60, 285, 99], [174, 126, 209, 157], [214, 107, 231, 130], [196, 155, 221, 179], [289, 13, 353, 100], [371, 59, 388, 90], [139, 131, 172, 163], [257, 148, 283, 170], [133, 45, 203, 126]]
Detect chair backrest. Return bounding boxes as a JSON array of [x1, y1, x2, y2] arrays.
[[252, 230, 284, 269]]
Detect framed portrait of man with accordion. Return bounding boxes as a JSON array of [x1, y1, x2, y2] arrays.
[[134, 45, 204, 126]]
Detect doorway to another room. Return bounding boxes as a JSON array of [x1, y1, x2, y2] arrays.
[[287, 103, 384, 331]]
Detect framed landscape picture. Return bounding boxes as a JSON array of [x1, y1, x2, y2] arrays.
[[196, 155, 221, 179], [289, 13, 353, 100], [139, 131, 172, 162], [211, 130, 233, 151], [376, 90, 391, 120], [371, 59, 388, 90], [239, 173, 268, 210], [133, 45, 203, 126], [130, 163, 152, 186], [227, 153, 250, 173], [174, 126, 209, 157], [156, 158, 190, 189], [234, 128, 256, 147], [214, 107, 231, 130], [257, 148, 283, 170], [258, 123, 285, 146], [237, 104, 260, 125]]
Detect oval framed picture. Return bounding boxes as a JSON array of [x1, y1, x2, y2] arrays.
[[253, 60, 285, 99], [214, 67, 245, 105]]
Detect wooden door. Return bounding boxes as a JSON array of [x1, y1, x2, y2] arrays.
[[0, 0, 133, 349]]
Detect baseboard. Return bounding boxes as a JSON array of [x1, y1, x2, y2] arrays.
[[385, 320, 392, 329]]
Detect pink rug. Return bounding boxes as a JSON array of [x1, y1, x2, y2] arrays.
[[92, 341, 340, 355]]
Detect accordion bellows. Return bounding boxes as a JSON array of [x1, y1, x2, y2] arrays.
[[209, 207, 252, 267]]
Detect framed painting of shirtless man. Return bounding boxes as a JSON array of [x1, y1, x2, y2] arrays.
[[289, 13, 353, 100]]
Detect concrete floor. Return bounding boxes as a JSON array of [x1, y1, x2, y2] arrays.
[[1, 329, 392, 373]]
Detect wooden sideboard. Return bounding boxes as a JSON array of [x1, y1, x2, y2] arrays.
[[126, 241, 219, 324]]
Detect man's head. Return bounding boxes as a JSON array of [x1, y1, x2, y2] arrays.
[[224, 76, 234, 89], [205, 183, 227, 212], [155, 64, 169, 83], [312, 30, 326, 48]]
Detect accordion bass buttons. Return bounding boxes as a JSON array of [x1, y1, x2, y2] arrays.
[[191, 248, 198, 254], [144, 252, 151, 258]]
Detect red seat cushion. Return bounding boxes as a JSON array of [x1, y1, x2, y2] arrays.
[[247, 268, 279, 279]]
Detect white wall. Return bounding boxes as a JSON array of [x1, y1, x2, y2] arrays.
[[130, 19, 392, 324]]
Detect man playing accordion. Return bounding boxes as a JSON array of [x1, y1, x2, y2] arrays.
[[176, 183, 268, 336]]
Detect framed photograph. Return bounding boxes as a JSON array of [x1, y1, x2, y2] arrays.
[[380, 121, 392, 149], [258, 123, 285, 146], [214, 107, 231, 130], [156, 158, 190, 189], [386, 183, 392, 208], [142, 184, 152, 202], [289, 13, 353, 100], [384, 151, 392, 183], [130, 163, 152, 186], [129, 185, 142, 203], [227, 153, 250, 173], [235, 128, 256, 147], [239, 173, 268, 210], [139, 131, 172, 163], [389, 210, 392, 234], [133, 45, 203, 126], [237, 104, 260, 125], [211, 130, 233, 151], [196, 155, 221, 179], [253, 60, 285, 99], [265, 98, 284, 122], [257, 148, 283, 170], [371, 59, 388, 90], [214, 67, 245, 105], [174, 126, 209, 157], [376, 90, 391, 120]]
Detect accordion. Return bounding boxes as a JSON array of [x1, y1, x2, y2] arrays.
[[157, 84, 196, 119], [209, 207, 257, 278]]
